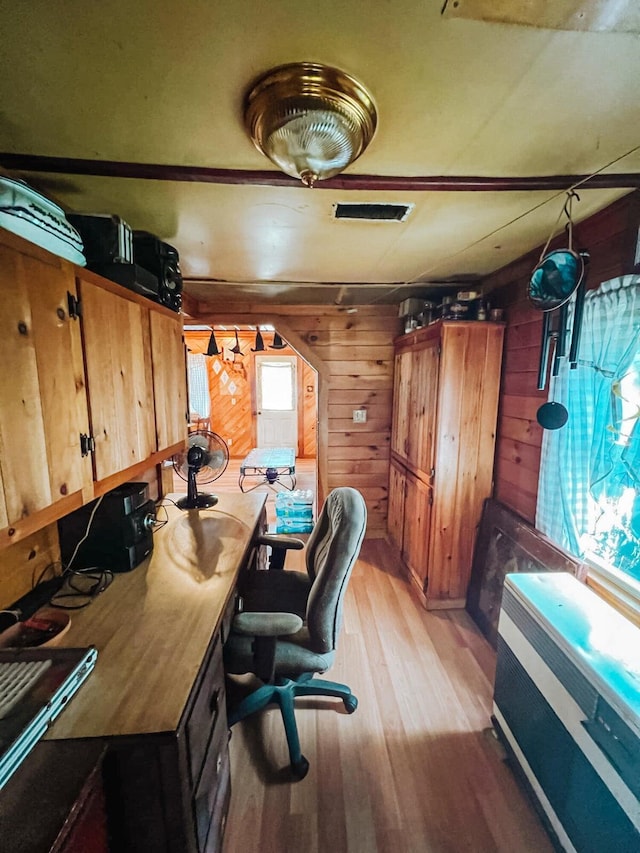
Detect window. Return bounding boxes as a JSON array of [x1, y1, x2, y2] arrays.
[[585, 346, 640, 581], [259, 360, 295, 411], [536, 275, 640, 601]]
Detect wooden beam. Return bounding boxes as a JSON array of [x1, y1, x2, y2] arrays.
[[2, 152, 639, 191]]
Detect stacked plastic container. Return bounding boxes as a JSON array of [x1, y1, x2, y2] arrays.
[[275, 490, 314, 533]]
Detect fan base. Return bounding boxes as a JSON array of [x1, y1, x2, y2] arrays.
[[176, 493, 219, 510]]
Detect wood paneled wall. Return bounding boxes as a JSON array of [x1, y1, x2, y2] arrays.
[[485, 191, 640, 524], [186, 306, 401, 537]]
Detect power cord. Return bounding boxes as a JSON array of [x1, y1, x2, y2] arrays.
[[26, 493, 113, 612], [31, 560, 114, 610], [64, 494, 105, 571], [49, 566, 114, 610]]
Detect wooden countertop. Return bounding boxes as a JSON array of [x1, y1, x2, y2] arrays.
[[45, 492, 266, 741]]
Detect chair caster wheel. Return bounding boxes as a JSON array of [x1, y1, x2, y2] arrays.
[[292, 756, 310, 779], [344, 694, 358, 713]]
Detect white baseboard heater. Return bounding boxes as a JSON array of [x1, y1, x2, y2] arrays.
[[493, 572, 640, 853]]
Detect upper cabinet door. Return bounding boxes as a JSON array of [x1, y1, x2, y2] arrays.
[[149, 311, 187, 451], [390, 350, 412, 459], [0, 238, 91, 526], [407, 339, 440, 473], [78, 277, 156, 482]]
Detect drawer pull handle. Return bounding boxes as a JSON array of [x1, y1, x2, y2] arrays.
[[210, 687, 220, 717]]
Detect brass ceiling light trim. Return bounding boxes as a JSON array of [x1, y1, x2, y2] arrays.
[[243, 62, 377, 188]]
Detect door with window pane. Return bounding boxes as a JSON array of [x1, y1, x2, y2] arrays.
[[255, 356, 298, 449]]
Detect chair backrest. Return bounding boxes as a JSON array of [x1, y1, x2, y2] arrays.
[[304, 487, 367, 654]]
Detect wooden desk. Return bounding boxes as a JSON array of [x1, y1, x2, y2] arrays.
[[46, 492, 266, 740], [33, 492, 267, 853]]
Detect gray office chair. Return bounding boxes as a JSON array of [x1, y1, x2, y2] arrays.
[[224, 486, 367, 779]]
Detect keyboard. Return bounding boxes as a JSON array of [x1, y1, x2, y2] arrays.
[[0, 659, 51, 719]]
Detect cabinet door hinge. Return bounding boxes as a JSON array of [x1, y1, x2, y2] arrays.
[[428, 491, 433, 505], [80, 433, 95, 457], [68, 292, 82, 320]]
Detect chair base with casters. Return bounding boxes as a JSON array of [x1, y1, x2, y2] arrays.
[[227, 672, 358, 779]]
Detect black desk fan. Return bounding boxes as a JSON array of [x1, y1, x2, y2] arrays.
[[528, 191, 589, 430], [172, 430, 229, 509]]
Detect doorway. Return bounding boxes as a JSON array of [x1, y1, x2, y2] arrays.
[[255, 355, 298, 448]]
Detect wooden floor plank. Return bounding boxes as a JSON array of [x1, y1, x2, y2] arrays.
[[222, 538, 554, 853]]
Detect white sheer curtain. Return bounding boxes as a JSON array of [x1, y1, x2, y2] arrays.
[[536, 275, 640, 576], [187, 353, 211, 418]]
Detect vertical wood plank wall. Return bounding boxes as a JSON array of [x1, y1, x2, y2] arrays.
[[190, 306, 401, 537], [485, 191, 640, 524]]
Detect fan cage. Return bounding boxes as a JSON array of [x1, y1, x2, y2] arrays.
[[173, 430, 230, 484]]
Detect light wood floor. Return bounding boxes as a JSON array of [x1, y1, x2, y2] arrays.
[[221, 536, 554, 853]]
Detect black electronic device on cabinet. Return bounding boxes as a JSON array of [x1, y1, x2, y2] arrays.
[[58, 482, 156, 573], [89, 261, 160, 299], [133, 230, 183, 312], [67, 213, 133, 266]]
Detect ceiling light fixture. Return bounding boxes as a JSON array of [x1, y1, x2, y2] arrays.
[[244, 62, 377, 188]]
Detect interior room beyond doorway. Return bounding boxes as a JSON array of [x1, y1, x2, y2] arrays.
[[183, 326, 318, 525]]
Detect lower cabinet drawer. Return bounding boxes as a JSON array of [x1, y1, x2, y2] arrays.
[[220, 593, 237, 645], [193, 724, 230, 853], [202, 759, 231, 853], [186, 636, 226, 787]]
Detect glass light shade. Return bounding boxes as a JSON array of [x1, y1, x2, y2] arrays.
[[244, 63, 377, 187]]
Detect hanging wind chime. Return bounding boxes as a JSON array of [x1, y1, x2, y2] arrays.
[[528, 191, 590, 429]]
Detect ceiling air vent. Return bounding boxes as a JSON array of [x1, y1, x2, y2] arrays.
[[334, 203, 412, 222]]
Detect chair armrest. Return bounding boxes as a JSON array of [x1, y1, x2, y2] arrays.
[[256, 534, 305, 551], [232, 611, 303, 637], [256, 533, 306, 570]]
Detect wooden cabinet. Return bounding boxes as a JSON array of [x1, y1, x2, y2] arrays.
[[390, 349, 412, 459], [402, 469, 433, 587], [0, 228, 187, 548], [76, 272, 187, 486], [149, 309, 188, 451], [0, 231, 92, 546], [387, 458, 406, 551], [78, 276, 157, 482], [388, 321, 504, 608]]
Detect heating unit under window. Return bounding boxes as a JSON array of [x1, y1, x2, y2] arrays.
[[493, 572, 640, 853]]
